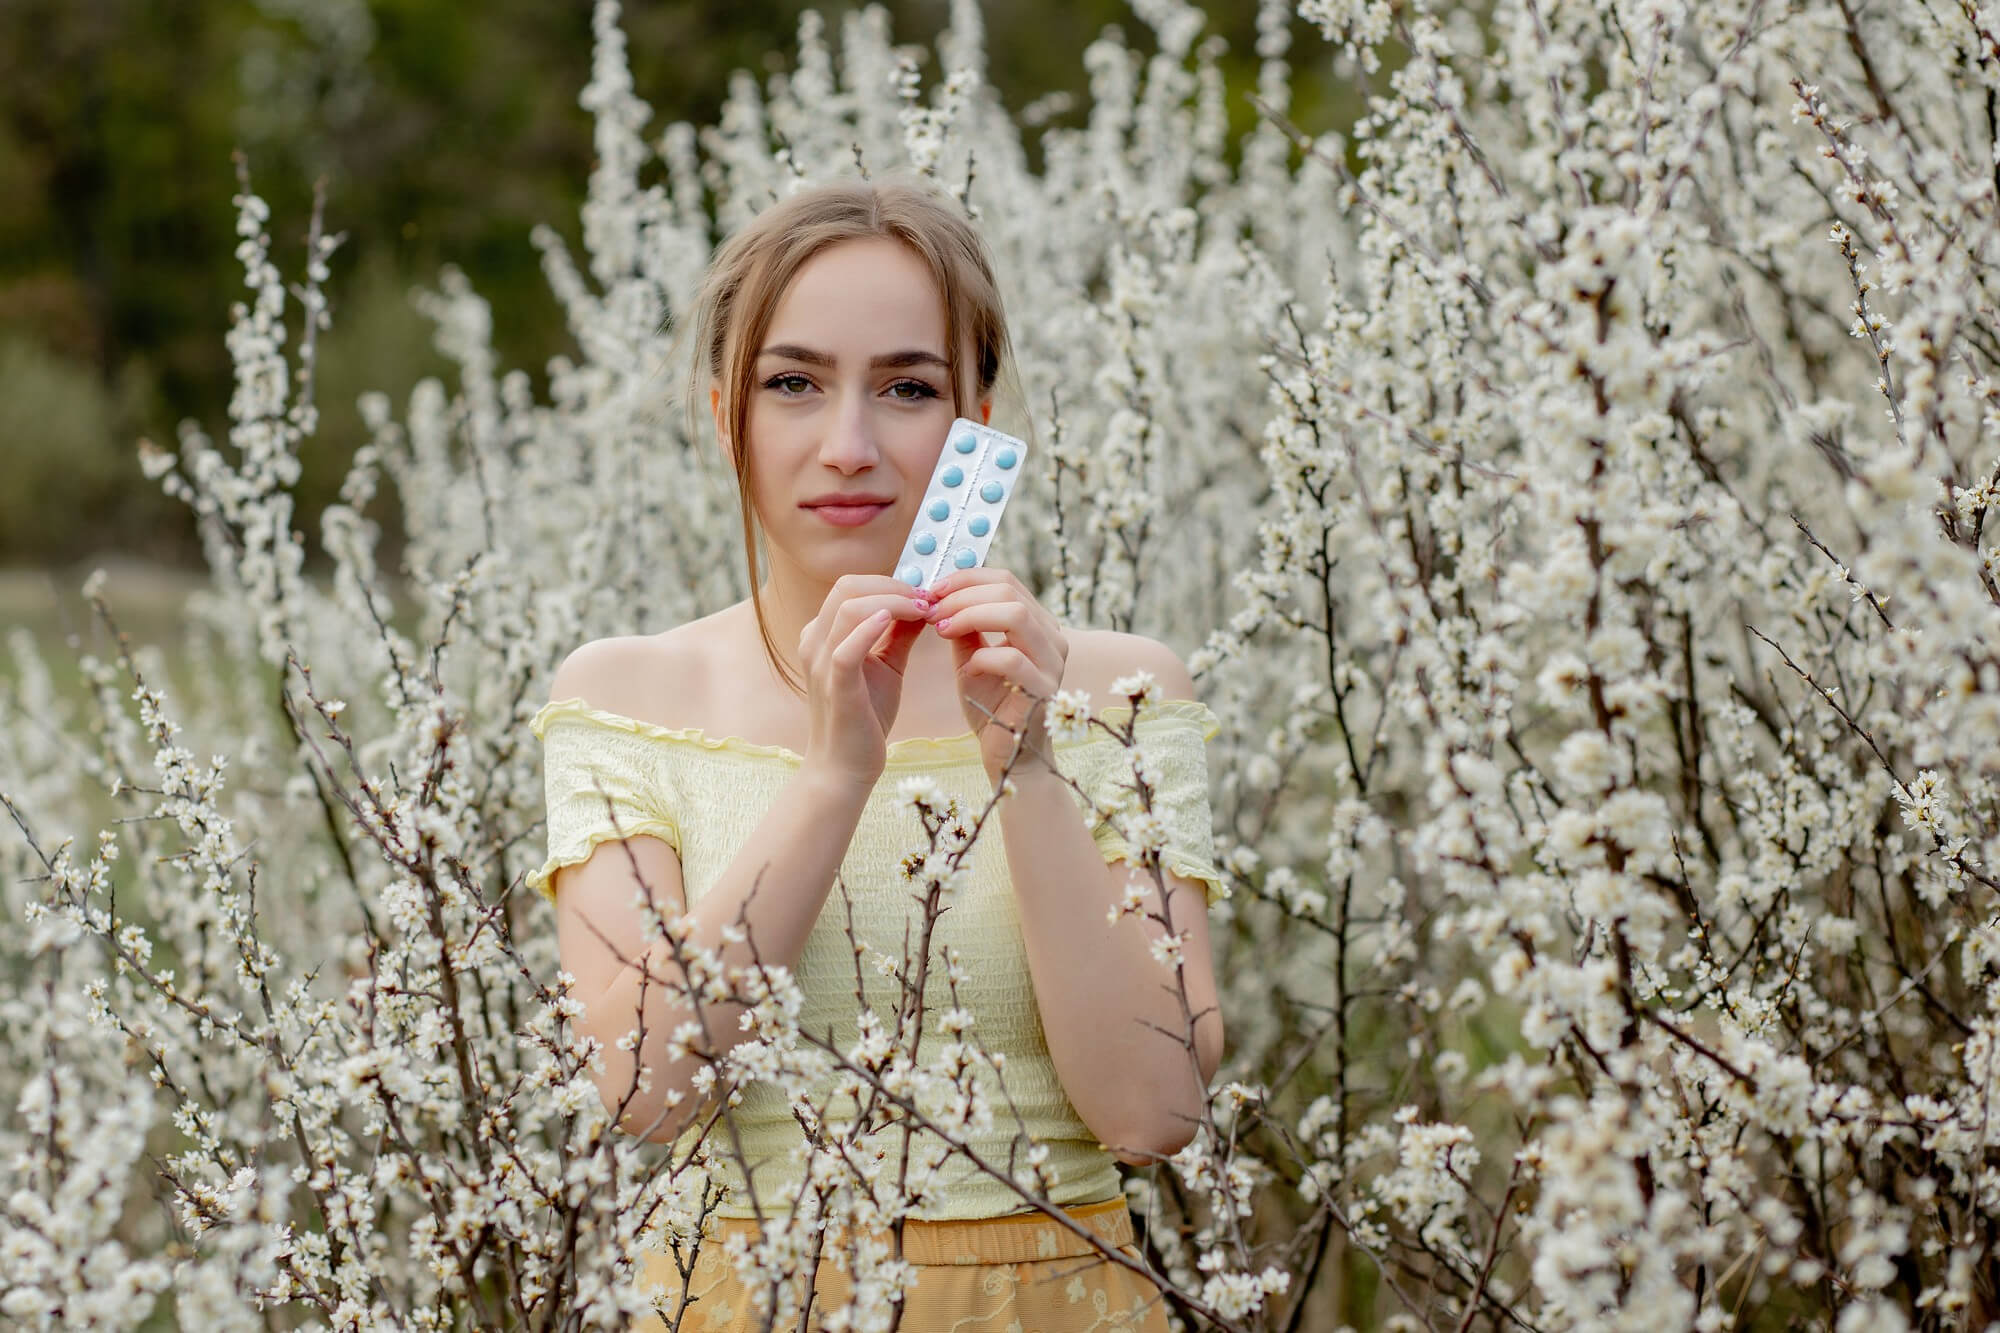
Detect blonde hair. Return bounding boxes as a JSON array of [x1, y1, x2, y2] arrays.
[[685, 175, 1016, 696]]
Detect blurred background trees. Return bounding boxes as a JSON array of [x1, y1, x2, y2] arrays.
[[0, 0, 1348, 568]]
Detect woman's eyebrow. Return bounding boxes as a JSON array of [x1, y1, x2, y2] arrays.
[[758, 343, 948, 371]]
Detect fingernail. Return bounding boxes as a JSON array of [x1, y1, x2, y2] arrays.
[[936, 617, 952, 631]]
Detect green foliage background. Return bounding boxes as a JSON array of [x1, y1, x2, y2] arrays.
[[0, 0, 1349, 568]]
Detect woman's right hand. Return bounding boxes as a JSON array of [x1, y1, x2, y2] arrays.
[[797, 574, 933, 787]]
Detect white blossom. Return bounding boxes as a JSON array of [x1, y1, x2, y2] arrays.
[[4, 1, 1997, 1327]]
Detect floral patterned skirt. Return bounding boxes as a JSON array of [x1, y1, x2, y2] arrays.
[[633, 1195, 1174, 1332]]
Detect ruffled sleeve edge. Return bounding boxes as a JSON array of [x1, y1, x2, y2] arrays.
[[526, 816, 684, 905], [1067, 698, 1227, 906], [1088, 696, 1222, 742], [1089, 832, 1232, 907]]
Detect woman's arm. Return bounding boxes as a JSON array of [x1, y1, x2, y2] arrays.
[[993, 635, 1225, 1165], [551, 640, 874, 1144]]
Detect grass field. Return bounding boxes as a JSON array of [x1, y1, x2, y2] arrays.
[[1, 559, 211, 702]]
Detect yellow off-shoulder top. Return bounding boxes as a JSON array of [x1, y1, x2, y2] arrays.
[[526, 695, 1227, 1221]]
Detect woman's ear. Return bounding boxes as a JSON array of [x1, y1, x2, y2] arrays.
[[710, 384, 733, 465]]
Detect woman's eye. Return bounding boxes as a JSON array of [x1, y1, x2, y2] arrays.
[[761, 374, 936, 400]]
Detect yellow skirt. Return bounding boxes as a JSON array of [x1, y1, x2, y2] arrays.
[[633, 1196, 1174, 1332]]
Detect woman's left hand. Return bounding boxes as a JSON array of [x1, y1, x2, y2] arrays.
[[923, 567, 1070, 777]]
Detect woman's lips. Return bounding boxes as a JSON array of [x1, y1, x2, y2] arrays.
[[806, 501, 890, 527]]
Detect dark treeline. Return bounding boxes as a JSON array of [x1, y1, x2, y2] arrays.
[[0, 0, 1347, 569]]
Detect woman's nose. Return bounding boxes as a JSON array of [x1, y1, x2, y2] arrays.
[[819, 396, 880, 471]]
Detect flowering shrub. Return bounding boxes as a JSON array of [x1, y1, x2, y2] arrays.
[[7, 0, 2000, 1327]]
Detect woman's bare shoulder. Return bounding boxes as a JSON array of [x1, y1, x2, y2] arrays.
[[547, 613, 731, 728], [1062, 627, 1198, 701]]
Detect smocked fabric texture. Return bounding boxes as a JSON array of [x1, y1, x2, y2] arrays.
[[529, 695, 1227, 1222]]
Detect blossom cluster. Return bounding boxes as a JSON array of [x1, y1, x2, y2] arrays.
[[7, 0, 2000, 1327]]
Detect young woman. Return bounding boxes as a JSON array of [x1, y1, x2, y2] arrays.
[[528, 175, 1228, 1332]]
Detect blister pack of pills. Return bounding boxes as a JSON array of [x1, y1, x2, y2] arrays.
[[891, 417, 1028, 592]]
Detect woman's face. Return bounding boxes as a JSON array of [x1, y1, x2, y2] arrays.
[[719, 236, 985, 582]]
